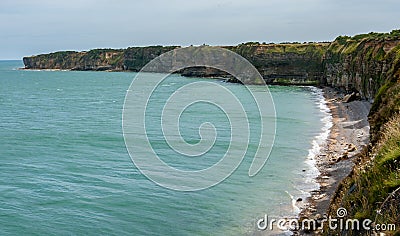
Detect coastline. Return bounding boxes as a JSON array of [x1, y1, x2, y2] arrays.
[[296, 87, 371, 235]]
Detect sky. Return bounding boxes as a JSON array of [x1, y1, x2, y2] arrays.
[[0, 0, 399, 59]]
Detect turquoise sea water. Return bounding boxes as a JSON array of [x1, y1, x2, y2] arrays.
[[0, 61, 330, 235]]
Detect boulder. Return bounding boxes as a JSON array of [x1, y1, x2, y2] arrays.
[[342, 92, 357, 103]]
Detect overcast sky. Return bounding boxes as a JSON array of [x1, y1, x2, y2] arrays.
[[1, 0, 399, 59]]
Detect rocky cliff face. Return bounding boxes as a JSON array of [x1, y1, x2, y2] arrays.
[[227, 43, 328, 85], [23, 49, 125, 71], [123, 46, 179, 71], [324, 32, 400, 101], [23, 47, 180, 72]]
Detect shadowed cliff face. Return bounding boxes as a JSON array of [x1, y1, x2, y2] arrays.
[[226, 43, 328, 85], [123, 46, 180, 71], [324, 33, 400, 102], [324, 33, 400, 147]]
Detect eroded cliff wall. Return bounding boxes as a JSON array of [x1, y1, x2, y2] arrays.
[[227, 43, 327, 84], [324, 32, 400, 101]]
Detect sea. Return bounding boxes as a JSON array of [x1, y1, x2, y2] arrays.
[[0, 60, 332, 235]]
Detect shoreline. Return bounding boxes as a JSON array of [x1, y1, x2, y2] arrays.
[[295, 87, 371, 235]]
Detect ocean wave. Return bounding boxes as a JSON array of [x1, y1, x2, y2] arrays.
[[291, 86, 333, 215]]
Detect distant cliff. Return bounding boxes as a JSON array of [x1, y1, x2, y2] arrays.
[[23, 46, 180, 71], [23, 43, 328, 85], [23, 49, 125, 71]]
